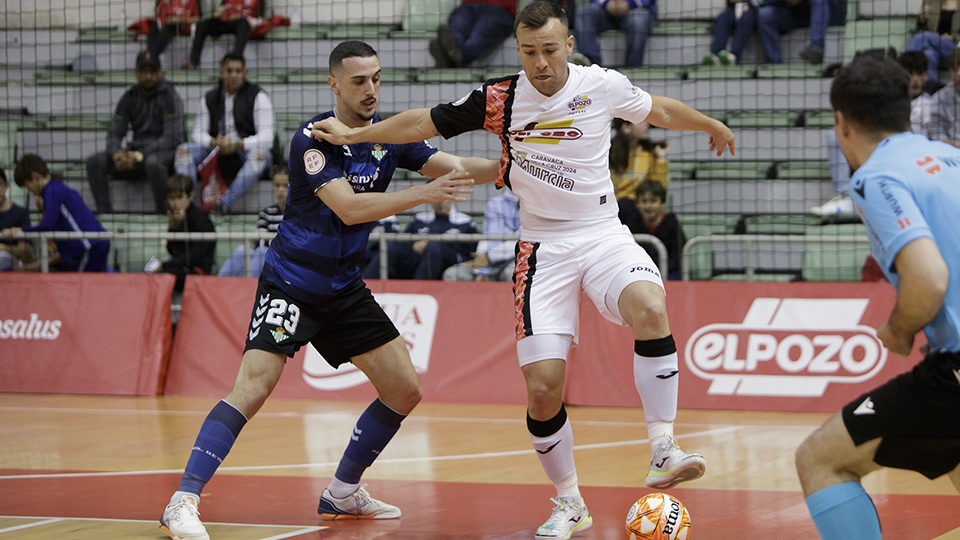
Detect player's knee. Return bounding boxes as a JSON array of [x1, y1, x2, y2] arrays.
[[794, 432, 821, 481], [625, 295, 667, 328]]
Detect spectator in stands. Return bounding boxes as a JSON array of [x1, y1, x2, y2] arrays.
[[618, 179, 685, 280], [756, 0, 846, 65], [574, 0, 655, 67], [3, 154, 109, 272], [429, 0, 517, 68], [0, 168, 33, 271], [703, 0, 758, 66], [182, 0, 263, 70], [928, 49, 960, 147], [148, 0, 201, 61], [148, 174, 215, 290], [86, 51, 185, 215], [364, 201, 478, 280], [900, 51, 941, 137], [906, 0, 960, 82], [610, 118, 669, 201], [217, 165, 287, 277], [360, 216, 402, 279], [175, 53, 274, 215], [443, 188, 520, 281]]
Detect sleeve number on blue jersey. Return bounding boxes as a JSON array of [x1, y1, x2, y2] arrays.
[[266, 299, 301, 335]]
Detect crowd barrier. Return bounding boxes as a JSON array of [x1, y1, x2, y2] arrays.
[[3, 273, 917, 413]]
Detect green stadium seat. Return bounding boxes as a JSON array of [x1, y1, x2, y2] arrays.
[[725, 110, 802, 129], [677, 213, 741, 238], [692, 161, 770, 180], [774, 160, 830, 180], [842, 18, 913, 63], [650, 20, 712, 36], [416, 68, 487, 84], [756, 64, 825, 79], [617, 67, 687, 82], [401, 0, 458, 33], [801, 223, 871, 281], [801, 110, 834, 129], [685, 65, 758, 81], [738, 214, 821, 235]]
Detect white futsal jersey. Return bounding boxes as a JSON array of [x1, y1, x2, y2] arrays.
[[430, 64, 653, 228]]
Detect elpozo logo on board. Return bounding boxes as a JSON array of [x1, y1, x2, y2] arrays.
[[683, 298, 887, 397], [301, 293, 439, 390]]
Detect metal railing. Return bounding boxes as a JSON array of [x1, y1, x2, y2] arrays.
[[15, 231, 668, 279], [680, 234, 870, 281]]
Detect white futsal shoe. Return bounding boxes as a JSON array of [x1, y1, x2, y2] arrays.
[[535, 496, 593, 539], [645, 436, 707, 489], [317, 485, 401, 520], [159, 493, 209, 540]]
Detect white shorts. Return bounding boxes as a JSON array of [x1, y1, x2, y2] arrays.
[[513, 220, 664, 354]]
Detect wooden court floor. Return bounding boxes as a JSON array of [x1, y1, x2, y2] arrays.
[[0, 393, 957, 540]]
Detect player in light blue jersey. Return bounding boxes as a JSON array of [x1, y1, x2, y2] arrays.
[[796, 57, 960, 540], [159, 40, 498, 540]]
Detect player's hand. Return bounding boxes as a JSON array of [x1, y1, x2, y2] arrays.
[[708, 122, 736, 157], [167, 208, 185, 228], [0, 227, 20, 239], [877, 320, 914, 356], [466, 253, 490, 269], [412, 240, 428, 255], [113, 150, 133, 170], [423, 171, 475, 203], [310, 118, 354, 146]]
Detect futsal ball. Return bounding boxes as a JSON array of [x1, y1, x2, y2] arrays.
[[625, 492, 691, 540]]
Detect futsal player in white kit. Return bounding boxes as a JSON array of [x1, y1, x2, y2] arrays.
[[310, 3, 736, 537]]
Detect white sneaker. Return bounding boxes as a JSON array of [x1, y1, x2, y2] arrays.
[[535, 496, 593, 539], [810, 195, 854, 215], [645, 436, 706, 489], [159, 494, 209, 540], [317, 485, 401, 520]]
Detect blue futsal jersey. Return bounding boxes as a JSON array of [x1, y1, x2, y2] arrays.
[[851, 131, 960, 351], [262, 111, 439, 303]]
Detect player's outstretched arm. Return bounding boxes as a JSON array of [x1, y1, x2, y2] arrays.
[[317, 171, 474, 226], [420, 152, 500, 185], [877, 237, 949, 356], [311, 108, 440, 146], [647, 95, 736, 157]]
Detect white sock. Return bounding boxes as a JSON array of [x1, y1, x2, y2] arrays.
[[170, 490, 199, 507], [633, 346, 679, 454], [326, 477, 359, 499], [530, 417, 579, 499]]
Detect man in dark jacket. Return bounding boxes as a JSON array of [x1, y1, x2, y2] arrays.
[[86, 50, 186, 214], [175, 53, 275, 214], [152, 174, 216, 290]]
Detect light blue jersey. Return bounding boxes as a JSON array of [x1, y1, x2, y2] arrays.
[[850, 131, 960, 351]]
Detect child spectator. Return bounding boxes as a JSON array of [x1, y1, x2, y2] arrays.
[[217, 166, 287, 277], [148, 174, 216, 290], [610, 118, 669, 201], [618, 179, 686, 280], [2, 155, 109, 272]]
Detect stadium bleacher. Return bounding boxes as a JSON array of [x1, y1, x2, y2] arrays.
[[1, 0, 916, 279]]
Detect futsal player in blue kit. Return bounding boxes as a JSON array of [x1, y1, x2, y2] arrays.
[[159, 40, 497, 540], [796, 57, 960, 540]]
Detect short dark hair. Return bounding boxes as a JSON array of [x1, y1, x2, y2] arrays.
[[221, 52, 246, 68], [329, 40, 378, 72], [830, 58, 911, 133], [515, 1, 568, 34], [14, 154, 50, 187], [898, 51, 929, 76], [949, 49, 960, 72], [166, 174, 194, 197], [0, 167, 6, 186], [271, 164, 289, 179], [635, 179, 666, 203]]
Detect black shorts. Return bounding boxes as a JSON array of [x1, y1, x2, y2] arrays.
[[842, 349, 960, 479], [243, 279, 400, 368]]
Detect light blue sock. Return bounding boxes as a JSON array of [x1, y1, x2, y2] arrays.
[[806, 482, 882, 540]]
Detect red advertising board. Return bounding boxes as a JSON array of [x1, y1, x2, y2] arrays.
[[167, 278, 921, 412], [0, 273, 175, 395]]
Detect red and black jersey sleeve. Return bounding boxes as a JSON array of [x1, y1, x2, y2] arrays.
[[430, 75, 519, 140]]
